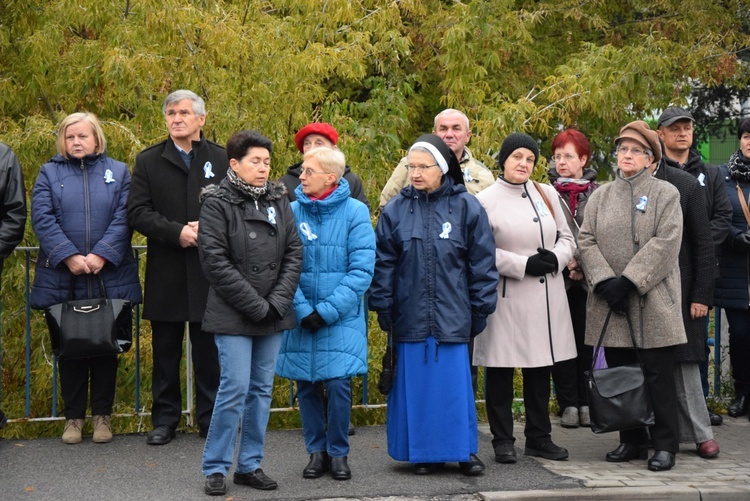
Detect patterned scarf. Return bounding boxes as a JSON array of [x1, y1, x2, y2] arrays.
[[554, 178, 591, 216], [226, 168, 267, 199], [728, 150, 750, 182]]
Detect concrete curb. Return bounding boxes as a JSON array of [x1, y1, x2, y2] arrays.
[[479, 485, 750, 500]]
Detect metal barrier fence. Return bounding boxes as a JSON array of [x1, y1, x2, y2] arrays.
[[0, 246, 378, 427], [0, 246, 725, 428]]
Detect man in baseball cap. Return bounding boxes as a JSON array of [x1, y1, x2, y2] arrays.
[[656, 106, 732, 432]]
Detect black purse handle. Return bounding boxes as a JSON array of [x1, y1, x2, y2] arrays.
[[66, 274, 108, 301], [591, 309, 644, 373]]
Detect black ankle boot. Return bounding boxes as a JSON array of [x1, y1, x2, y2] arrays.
[[606, 443, 648, 462], [302, 451, 328, 478]]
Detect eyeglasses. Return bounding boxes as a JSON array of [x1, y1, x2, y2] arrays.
[[616, 146, 651, 156], [552, 153, 578, 163], [301, 168, 327, 176], [407, 164, 438, 171]]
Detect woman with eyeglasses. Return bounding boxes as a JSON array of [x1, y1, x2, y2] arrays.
[[472, 133, 576, 465], [547, 130, 599, 429], [199, 130, 302, 496], [370, 134, 497, 476], [276, 146, 375, 481], [578, 120, 685, 472]]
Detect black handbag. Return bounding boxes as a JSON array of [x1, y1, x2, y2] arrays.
[[585, 310, 655, 434], [45, 275, 133, 360]]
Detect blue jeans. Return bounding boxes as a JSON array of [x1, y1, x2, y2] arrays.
[[202, 333, 282, 476], [297, 378, 351, 458]]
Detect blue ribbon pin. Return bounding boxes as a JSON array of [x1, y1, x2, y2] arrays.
[[439, 222, 452, 239], [267, 207, 277, 225], [300, 222, 317, 241], [103, 169, 115, 184], [535, 199, 550, 217], [463, 167, 473, 183], [636, 195, 648, 212], [203, 162, 215, 179]]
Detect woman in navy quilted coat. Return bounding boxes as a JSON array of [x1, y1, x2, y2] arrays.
[[276, 146, 375, 481], [30, 113, 141, 445]]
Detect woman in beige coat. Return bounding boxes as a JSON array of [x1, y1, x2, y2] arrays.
[[578, 120, 685, 472], [473, 133, 576, 464]]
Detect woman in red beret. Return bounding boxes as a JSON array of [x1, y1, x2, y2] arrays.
[[280, 122, 370, 210]]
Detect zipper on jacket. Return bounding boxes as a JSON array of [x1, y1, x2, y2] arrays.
[[81, 158, 93, 298], [501, 277, 507, 298]]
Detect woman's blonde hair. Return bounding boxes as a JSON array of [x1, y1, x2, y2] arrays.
[[56, 112, 107, 158], [303, 146, 346, 180]]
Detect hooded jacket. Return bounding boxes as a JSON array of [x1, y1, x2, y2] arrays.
[[31, 153, 141, 308], [198, 178, 303, 335], [276, 178, 375, 382], [369, 176, 498, 344]]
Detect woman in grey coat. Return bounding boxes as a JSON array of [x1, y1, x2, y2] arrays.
[[578, 120, 686, 472]]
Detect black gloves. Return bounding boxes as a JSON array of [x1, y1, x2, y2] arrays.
[[595, 276, 635, 313], [377, 310, 393, 332], [470, 316, 487, 337], [525, 248, 558, 276], [262, 304, 280, 323], [301, 310, 327, 332], [734, 232, 750, 252]]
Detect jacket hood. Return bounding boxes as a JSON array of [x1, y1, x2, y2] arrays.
[[48, 152, 104, 166], [294, 177, 351, 209], [200, 178, 288, 204]]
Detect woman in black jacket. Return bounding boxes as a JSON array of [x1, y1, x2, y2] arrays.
[[715, 118, 750, 420], [198, 131, 302, 496]]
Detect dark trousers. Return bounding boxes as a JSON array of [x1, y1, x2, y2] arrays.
[[723, 308, 750, 397], [485, 366, 552, 448], [552, 286, 590, 409], [58, 354, 118, 419], [150, 321, 219, 432], [605, 345, 678, 452]]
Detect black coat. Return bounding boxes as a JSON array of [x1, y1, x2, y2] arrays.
[[654, 165, 715, 362], [714, 163, 750, 310], [198, 179, 302, 335], [662, 150, 732, 247], [127, 135, 229, 322], [0, 143, 27, 261], [280, 161, 370, 211]]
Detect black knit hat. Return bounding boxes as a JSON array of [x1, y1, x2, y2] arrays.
[[496, 132, 540, 171], [409, 133, 464, 186]]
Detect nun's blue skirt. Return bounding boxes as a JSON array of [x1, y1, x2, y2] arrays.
[[386, 336, 477, 463]]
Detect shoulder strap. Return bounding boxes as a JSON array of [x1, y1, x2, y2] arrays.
[[736, 182, 750, 228], [532, 181, 555, 218], [591, 310, 643, 371]]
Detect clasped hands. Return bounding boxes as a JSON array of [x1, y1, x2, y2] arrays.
[[64, 253, 106, 275]]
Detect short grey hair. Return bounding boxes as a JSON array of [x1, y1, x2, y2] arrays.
[[303, 147, 346, 180], [162, 90, 206, 117], [434, 109, 470, 131]]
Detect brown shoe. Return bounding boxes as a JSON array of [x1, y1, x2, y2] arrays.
[[697, 439, 720, 459], [62, 419, 84, 444], [92, 415, 113, 443]]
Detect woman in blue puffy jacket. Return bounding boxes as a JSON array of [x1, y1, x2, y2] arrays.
[[276, 146, 375, 481], [369, 134, 498, 476], [31, 113, 142, 444]]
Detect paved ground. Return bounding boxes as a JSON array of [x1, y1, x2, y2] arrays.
[[1, 414, 749, 500]]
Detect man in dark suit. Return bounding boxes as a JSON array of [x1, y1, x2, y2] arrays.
[[128, 90, 228, 445]]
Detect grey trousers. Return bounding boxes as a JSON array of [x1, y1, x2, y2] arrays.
[[675, 362, 713, 444]]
